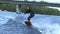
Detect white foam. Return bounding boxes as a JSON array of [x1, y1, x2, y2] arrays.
[[31, 15, 60, 34], [0, 11, 60, 34]]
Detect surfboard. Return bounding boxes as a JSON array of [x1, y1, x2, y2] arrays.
[[25, 21, 32, 27]]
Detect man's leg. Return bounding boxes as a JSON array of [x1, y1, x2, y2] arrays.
[[28, 16, 30, 21], [27, 14, 34, 21]]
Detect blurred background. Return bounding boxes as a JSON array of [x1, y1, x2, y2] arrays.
[[0, 0, 60, 15]]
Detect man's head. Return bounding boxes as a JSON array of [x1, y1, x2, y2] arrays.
[[27, 6, 30, 10]]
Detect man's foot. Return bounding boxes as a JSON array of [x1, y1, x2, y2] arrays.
[[25, 21, 32, 26]]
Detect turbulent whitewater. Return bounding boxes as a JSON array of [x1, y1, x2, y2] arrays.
[[0, 11, 60, 34]]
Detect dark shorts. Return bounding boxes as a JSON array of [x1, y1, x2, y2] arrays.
[[28, 14, 34, 21]]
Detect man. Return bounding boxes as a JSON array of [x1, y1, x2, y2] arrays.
[[24, 6, 35, 21], [24, 6, 35, 26]]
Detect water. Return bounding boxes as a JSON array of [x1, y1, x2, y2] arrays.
[[0, 11, 60, 34], [31, 14, 60, 34]]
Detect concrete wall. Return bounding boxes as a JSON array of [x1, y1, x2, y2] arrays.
[[13, 0, 24, 1]]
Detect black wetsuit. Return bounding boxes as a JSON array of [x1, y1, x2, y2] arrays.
[[25, 9, 34, 21]]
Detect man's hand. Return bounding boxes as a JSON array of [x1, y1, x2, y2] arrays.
[[24, 13, 26, 14]]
